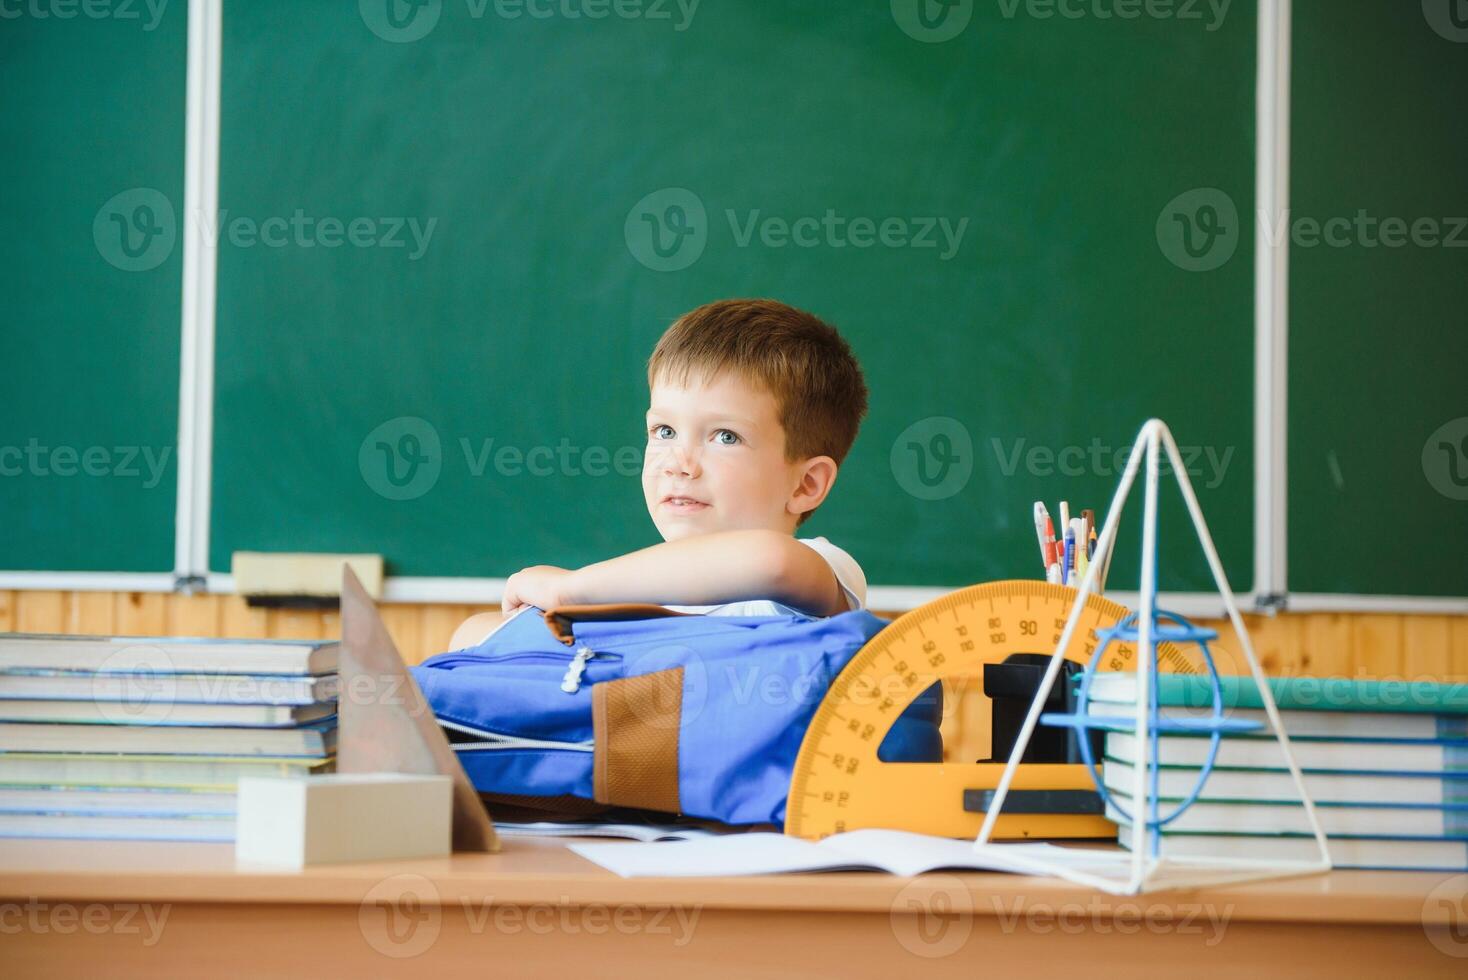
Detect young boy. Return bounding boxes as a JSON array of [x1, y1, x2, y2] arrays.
[[449, 298, 870, 650]]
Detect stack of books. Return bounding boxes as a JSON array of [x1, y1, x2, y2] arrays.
[[0, 633, 339, 842], [1091, 672, 1468, 871]]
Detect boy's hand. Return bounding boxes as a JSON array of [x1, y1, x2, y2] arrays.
[[500, 565, 575, 614]]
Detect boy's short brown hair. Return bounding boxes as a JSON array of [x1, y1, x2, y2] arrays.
[[647, 299, 869, 527]]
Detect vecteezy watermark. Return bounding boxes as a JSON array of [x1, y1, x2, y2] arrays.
[[989, 896, 1233, 945], [890, 876, 976, 958], [1156, 188, 1240, 273], [891, 0, 974, 43], [625, 188, 969, 272], [359, 417, 645, 501], [357, 873, 701, 958], [94, 188, 177, 272], [0, 440, 173, 489], [89, 646, 180, 725], [193, 209, 438, 261], [890, 882, 1235, 960], [1423, 417, 1468, 501], [624, 188, 708, 272], [358, 0, 699, 43], [360, 874, 443, 958], [990, 436, 1236, 490], [892, 0, 1232, 43], [359, 417, 444, 501], [1227, 673, 1468, 714], [1422, 0, 1468, 43], [0, 0, 170, 30], [612, 644, 964, 732], [1260, 209, 1468, 251], [995, 0, 1232, 31], [0, 899, 171, 946], [1159, 188, 1468, 272], [94, 191, 438, 270], [1423, 875, 1468, 957], [891, 416, 974, 501]]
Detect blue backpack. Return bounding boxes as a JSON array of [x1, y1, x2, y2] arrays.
[[410, 603, 943, 827]]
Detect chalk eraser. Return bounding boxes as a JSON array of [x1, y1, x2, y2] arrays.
[[235, 773, 451, 867], [231, 552, 384, 603]]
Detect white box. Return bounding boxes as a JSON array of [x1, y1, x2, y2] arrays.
[[235, 773, 451, 867]]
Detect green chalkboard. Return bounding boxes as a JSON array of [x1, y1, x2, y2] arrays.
[[210, 2, 1258, 592], [1288, 3, 1468, 596], [1, 12, 186, 572]]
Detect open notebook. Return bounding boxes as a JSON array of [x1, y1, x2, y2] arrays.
[[570, 829, 1121, 878]]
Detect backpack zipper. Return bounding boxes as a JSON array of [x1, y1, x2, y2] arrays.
[[438, 717, 593, 752], [560, 644, 597, 694]]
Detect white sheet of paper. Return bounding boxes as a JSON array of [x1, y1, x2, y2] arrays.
[[568, 828, 1100, 878]]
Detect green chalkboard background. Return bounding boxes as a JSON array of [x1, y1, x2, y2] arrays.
[[207, 1, 1259, 592], [1, 11, 186, 572], [1288, 2, 1468, 596]]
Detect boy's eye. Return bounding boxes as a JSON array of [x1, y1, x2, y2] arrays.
[[714, 429, 741, 446], [650, 424, 674, 440]]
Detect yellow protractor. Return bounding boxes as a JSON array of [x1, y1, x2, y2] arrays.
[[785, 580, 1198, 841]]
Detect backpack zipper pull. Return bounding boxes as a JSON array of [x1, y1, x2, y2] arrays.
[[560, 645, 596, 694]]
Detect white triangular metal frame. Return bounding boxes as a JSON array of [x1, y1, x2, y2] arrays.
[[972, 419, 1332, 894]]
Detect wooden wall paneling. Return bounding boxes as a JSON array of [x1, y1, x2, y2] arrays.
[[1301, 613, 1355, 679], [17, 591, 66, 633], [219, 595, 270, 639], [4, 592, 1466, 704], [167, 594, 221, 638], [1351, 615, 1405, 680], [267, 607, 325, 642], [1401, 615, 1452, 682], [66, 592, 118, 635], [1450, 617, 1468, 679], [421, 604, 472, 660], [114, 592, 167, 635], [378, 605, 424, 666]]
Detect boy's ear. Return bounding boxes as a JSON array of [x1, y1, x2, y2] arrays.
[[787, 455, 838, 518]]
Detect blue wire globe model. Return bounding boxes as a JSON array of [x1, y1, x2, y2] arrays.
[[1041, 607, 1264, 857]]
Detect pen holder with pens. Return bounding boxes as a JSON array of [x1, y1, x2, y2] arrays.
[[1034, 501, 1110, 589]]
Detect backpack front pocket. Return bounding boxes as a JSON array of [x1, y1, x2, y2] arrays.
[[591, 666, 685, 814]]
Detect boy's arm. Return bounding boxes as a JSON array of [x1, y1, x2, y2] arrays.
[[563, 529, 848, 617]]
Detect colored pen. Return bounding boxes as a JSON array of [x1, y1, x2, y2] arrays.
[[1046, 562, 1062, 585], [1076, 523, 1090, 582], [1058, 501, 1071, 582], [1068, 517, 1083, 585], [1062, 522, 1075, 587], [1033, 502, 1052, 574]]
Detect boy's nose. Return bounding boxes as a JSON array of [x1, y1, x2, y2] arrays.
[[664, 445, 700, 477]]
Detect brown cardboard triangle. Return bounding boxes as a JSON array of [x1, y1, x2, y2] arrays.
[[338, 567, 498, 853]]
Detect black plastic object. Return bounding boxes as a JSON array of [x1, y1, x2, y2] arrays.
[[963, 789, 1104, 815], [981, 654, 1103, 764]]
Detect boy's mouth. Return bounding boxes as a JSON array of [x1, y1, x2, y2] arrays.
[[661, 495, 710, 514]]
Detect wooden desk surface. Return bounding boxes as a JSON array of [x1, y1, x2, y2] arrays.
[[3, 836, 1466, 978]]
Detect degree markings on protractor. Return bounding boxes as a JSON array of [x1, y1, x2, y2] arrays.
[[786, 580, 1198, 840]]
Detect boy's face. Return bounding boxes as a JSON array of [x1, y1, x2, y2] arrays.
[[643, 370, 828, 541]]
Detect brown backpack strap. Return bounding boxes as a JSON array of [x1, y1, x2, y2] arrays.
[[540, 603, 696, 647]]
